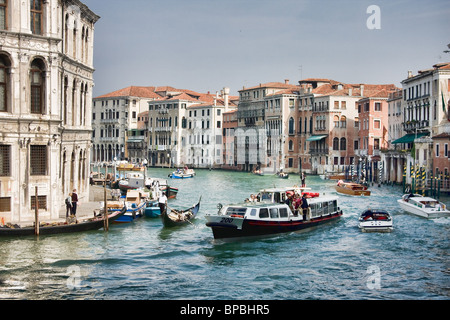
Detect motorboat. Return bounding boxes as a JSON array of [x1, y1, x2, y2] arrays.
[[205, 191, 342, 240], [169, 168, 195, 179], [113, 189, 147, 223], [335, 180, 370, 196], [117, 172, 152, 192], [358, 209, 393, 232], [397, 194, 450, 219]]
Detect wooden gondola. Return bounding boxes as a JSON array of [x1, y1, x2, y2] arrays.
[[0, 206, 127, 237], [161, 198, 201, 227]]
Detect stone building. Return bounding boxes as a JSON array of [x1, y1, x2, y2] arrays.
[[0, 0, 99, 224]]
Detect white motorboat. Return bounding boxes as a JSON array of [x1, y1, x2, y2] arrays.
[[358, 209, 393, 232], [397, 194, 450, 219]]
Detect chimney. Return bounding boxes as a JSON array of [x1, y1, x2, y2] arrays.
[[285, 79, 290, 85], [408, 70, 413, 78], [223, 87, 230, 110], [349, 88, 352, 96], [360, 85, 364, 97]]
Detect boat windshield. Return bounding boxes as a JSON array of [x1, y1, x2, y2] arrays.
[[225, 207, 247, 216]]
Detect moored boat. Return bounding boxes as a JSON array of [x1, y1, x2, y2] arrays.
[[113, 190, 147, 223], [358, 209, 393, 232], [0, 206, 127, 237], [144, 199, 161, 218], [397, 194, 450, 219], [117, 172, 152, 192], [205, 193, 342, 240], [161, 198, 201, 227], [335, 180, 370, 196]]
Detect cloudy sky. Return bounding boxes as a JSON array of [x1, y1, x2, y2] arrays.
[[81, 0, 450, 97]]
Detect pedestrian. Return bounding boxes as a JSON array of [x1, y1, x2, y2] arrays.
[[65, 193, 72, 219], [301, 193, 309, 220], [158, 192, 168, 214], [71, 189, 78, 216], [301, 172, 306, 187]]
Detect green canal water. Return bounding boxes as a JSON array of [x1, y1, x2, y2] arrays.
[[0, 168, 449, 300]]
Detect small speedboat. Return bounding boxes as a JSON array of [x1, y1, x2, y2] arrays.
[[169, 168, 195, 179], [144, 199, 161, 218], [276, 172, 289, 179], [358, 209, 393, 232], [335, 180, 370, 196], [397, 194, 450, 219]]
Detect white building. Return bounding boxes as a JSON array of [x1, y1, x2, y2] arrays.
[[184, 88, 237, 168], [92, 86, 160, 163], [0, 0, 99, 224]]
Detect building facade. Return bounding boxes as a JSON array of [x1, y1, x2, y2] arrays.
[[0, 0, 99, 224]]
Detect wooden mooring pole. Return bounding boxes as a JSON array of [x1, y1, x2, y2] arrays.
[[34, 186, 39, 236], [103, 173, 109, 231]]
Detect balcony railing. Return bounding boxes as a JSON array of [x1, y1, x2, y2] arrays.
[[309, 148, 329, 155]]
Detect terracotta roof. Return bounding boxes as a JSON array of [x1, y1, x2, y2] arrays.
[[239, 82, 298, 91], [95, 86, 161, 99]]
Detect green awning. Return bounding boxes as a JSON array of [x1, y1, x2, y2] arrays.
[[306, 135, 327, 142], [392, 132, 428, 144]]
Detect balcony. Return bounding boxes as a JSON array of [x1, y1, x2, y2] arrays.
[[309, 147, 329, 155], [403, 120, 429, 132]]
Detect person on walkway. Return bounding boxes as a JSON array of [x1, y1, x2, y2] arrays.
[[71, 189, 78, 216], [301, 193, 309, 221], [158, 192, 168, 214], [301, 172, 306, 187], [65, 193, 72, 219]]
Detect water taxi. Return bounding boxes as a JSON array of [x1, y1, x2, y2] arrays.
[[205, 189, 342, 240], [335, 180, 370, 196], [397, 194, 450, 219], [358, 209, 393, 232], [169, 168, 196, 179]]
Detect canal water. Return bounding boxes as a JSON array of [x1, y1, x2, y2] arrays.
[[0, 169, 449, 300]]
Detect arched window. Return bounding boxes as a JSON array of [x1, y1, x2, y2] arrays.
[[30, 58, 45, 114], [340, 138, 347, 150], [340, 116, 347, 128], [288, 117, 295, 135], [0, 54, 11, 112], [333, 137, 339, 150], [334, 115, 340, 128]]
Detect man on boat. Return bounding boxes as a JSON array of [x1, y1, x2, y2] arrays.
[[301, 193, 309, 221], [159, 192, 168, 214]]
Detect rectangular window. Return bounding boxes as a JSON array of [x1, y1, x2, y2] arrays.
[[374, 119, 381, 129], [375, 102, 381, 111], [30, 0, 43, 35], [445, 144, 448, 157], [0, 197, 11, 212], [436, 143, 440, 158], [31, 195, 47, 210], [0, 144, 10, 176], [0, 0, 7, 30], [30, 145, 47, 175]]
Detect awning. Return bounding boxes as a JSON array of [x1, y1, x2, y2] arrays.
[[392, 132, 428, 144], [306, 135, 327, 142], [126, 138, 144, 143]]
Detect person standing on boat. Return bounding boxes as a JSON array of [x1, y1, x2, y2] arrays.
[[301, 172, 306, 187], [159, 192, 168, 214], [293, 193, 302, 216], [65, 193, 73, 219], [71, 189, 78, 216], [301, 193, 309, 221]]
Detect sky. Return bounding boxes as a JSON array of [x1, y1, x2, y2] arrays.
[[81, 0, 450, 98]]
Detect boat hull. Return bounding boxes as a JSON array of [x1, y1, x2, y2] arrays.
[[114, 202, 146, 223], [359, 221, 393, 232], [206, 211, 342, 240], [0, 207, 126, 237]]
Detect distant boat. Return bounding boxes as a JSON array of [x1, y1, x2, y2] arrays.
[[397, 194, 450, 219], [276, 172, 289, 179], [169, 168, 195, 179], [161, 198, 201, 227], [335, 180, 370, 196], [358, 209, 393, 232]]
